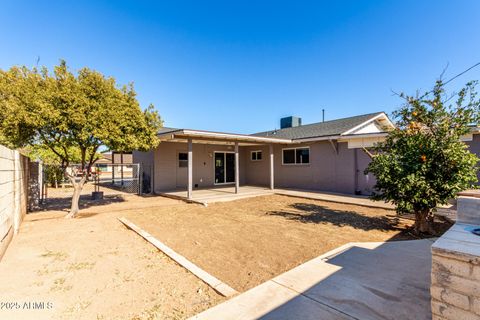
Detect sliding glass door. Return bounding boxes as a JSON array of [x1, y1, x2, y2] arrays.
[[214, 152, 235, 184], [225, 153, 235, 183]]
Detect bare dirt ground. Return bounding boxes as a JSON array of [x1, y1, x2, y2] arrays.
[[0, 193, 224, 320], [125, 194, 452, 292]]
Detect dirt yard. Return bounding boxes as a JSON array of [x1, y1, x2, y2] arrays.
[[125, 194, 451, 292], [0, 195, 224, 320], [0, 191, 451, 319]]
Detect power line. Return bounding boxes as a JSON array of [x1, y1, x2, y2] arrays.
[[443, 62, 480, 86], [417, 61, 480, 100]]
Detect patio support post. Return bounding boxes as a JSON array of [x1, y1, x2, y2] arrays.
[[187, 138, 193, 200], [269, 144, 274, 190], [235, 142, 239, 194]]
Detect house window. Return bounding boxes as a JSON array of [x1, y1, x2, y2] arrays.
[[283, 149, 295, 164], [251, 150, 262, 161], [282, 147, 310, 165], [97, 164, 108, 172], [296, 148, 310, 164], [178, 152, 188, 168]]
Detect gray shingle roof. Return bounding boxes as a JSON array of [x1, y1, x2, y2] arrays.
[[252, 112, 384, 140], [157, 127, 181, 135]]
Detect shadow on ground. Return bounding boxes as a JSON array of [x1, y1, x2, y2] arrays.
[[267, 202, 452, 239], [35, 194, 126, 213], [259, 240, 433, 320]]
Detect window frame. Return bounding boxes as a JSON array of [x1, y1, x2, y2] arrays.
[[250, 150, 263, 161], [178, 152, 188, 168], [282, 147, 310, 165]]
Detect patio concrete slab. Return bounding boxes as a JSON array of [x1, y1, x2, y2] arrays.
[[159, 186, 274, 205], [190, 239, 434, 320]]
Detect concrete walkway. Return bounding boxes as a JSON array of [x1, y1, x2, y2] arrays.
[[159, 185, 395, 210], [190, 239, 434, 320]]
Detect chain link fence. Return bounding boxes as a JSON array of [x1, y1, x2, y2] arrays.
[[95, 163, 141, 194], [42, 163, 145, 202]]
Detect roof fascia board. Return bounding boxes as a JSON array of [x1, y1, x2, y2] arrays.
[[176, 129, 292, 144], [341, 113, 393, 136], [292, 135, 342, 143]]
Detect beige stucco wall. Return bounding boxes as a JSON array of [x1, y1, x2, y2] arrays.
[[141, 140, 378, 194], [243, 141, 375, 194], [138, 132, 480, 195], [356, 147, 376, 195], [132, 150, 154, 169], [149, 141, 246, 192]]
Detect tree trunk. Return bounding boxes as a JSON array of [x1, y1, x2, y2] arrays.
[[414, 209, 435, 235], [65, 176, 87, 218]]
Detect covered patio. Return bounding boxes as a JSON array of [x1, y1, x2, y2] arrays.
[[155, 128, 291, 201]]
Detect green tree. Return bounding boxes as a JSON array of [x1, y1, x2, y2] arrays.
[[24, 145, 95, 187], [0, 61, 162, 217], [366, 80, 479, 234]]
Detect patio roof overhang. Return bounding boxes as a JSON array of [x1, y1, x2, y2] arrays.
[[158, 129, 292, 145]]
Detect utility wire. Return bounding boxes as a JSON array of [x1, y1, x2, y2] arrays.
[[443, 62, 480, 86], [417, 61, 480, 100]]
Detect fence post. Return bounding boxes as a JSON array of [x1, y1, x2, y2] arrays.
[[13, 151, 21, 234], [138, 164, 142, 195]]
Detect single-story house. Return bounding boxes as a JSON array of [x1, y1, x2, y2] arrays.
[[133, 112, 480, 199], [95, 152, 133, 173]]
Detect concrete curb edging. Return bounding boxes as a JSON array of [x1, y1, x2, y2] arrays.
[[118, 217, 237, 297]]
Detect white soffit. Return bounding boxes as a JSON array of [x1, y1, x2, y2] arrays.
[[341, 113, 393, 136], [346, 136, 384, 149], [352, 121, 384, 134]]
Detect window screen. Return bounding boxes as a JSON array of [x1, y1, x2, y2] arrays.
[[283, 149, 295, 164], [296, 148, 310, 164]]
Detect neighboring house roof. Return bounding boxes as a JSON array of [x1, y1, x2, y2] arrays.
[[96, 154, 112, 164], [252, 112, 387, 140]]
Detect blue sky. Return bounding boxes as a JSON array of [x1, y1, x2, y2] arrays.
[[1, 1, 479, 133]]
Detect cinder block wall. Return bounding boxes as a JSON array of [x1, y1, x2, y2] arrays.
[[431, 247, 480, 319], [431, 196, 480, 320], [0, 144, 30, 260]]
